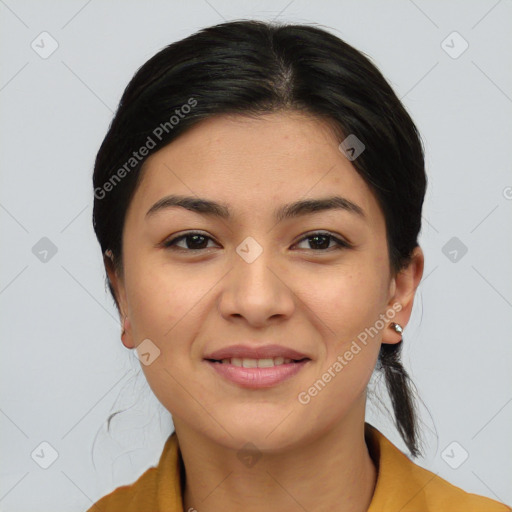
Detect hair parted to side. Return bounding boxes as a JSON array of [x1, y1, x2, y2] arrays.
[[92, 20, 427, 457]]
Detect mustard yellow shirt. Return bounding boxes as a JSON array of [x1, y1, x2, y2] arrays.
[[88, 423, 511, 511]]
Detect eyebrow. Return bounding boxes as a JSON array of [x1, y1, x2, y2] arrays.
[[145, 194, 365, 222]]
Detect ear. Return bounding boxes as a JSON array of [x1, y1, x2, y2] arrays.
[[104, 251, 135, 349], [382, 246, 424, 345]]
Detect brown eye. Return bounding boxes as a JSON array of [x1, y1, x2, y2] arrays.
[[294, 232, 351, 251], [162, 230, 352, 253], [163, 232, 218, 251]]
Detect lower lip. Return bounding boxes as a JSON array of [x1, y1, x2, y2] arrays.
[[205, 360, 310, 389]]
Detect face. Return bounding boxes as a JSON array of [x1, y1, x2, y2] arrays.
[[109, 111, 419, 452]]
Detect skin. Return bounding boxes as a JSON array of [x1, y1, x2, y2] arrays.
[[106, 111, 424, 512]]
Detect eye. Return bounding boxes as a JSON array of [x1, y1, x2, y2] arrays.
[[162, 232, 218, 251], [293, 231, 352, 251], [162, 230, 351, 252]]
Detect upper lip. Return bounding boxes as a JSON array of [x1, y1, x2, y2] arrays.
[[204, 344, 311, 361]]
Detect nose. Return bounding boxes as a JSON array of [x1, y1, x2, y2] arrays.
[[217, 243, 295, 327]]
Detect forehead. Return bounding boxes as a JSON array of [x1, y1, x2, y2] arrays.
[[128, 112, 384, 227]]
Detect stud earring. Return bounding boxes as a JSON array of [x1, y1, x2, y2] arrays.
[[390, 322, 403, 334]]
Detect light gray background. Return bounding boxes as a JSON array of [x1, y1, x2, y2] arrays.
[[1, 1, 511, 511]]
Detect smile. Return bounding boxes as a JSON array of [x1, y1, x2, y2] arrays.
[[205, 357, 310, 388], [211, 357, 296, 367]]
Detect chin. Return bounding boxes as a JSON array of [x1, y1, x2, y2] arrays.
[[202, 406, 307, 453]]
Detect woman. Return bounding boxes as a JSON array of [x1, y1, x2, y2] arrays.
[[88, 20, 510, 512]]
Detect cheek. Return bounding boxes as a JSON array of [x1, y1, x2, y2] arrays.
[[301, 258, 389, 398], [122, 261, 214, 395], [122, 265, 203, 420], [125, 262, 205, 341], [302, 261, 389, 340], [317, 281, 384, 391], [296, 270, 387, 426]]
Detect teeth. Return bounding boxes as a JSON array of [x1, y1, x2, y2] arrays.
[[242, 358, 258, 368], [219, 357, 295, 367]]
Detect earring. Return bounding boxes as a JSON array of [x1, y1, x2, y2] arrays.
[[390, 322, 403, 334], [121, 316, 127, 336]]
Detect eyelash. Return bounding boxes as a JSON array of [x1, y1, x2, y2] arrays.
[[162, 231, 352, 253]]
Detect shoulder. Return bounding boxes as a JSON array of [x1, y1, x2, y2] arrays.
[[411, 466, 511, 511], [86, 433, 182, 512], [86, 465, 160, 512], [366, 423, 511, 511]]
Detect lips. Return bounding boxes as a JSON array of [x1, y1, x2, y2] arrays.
[[203, 344, 311, 389], [204, 344, 311, 362]]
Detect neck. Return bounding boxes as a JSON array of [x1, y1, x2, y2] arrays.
[[175, 406, 377, 512]]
